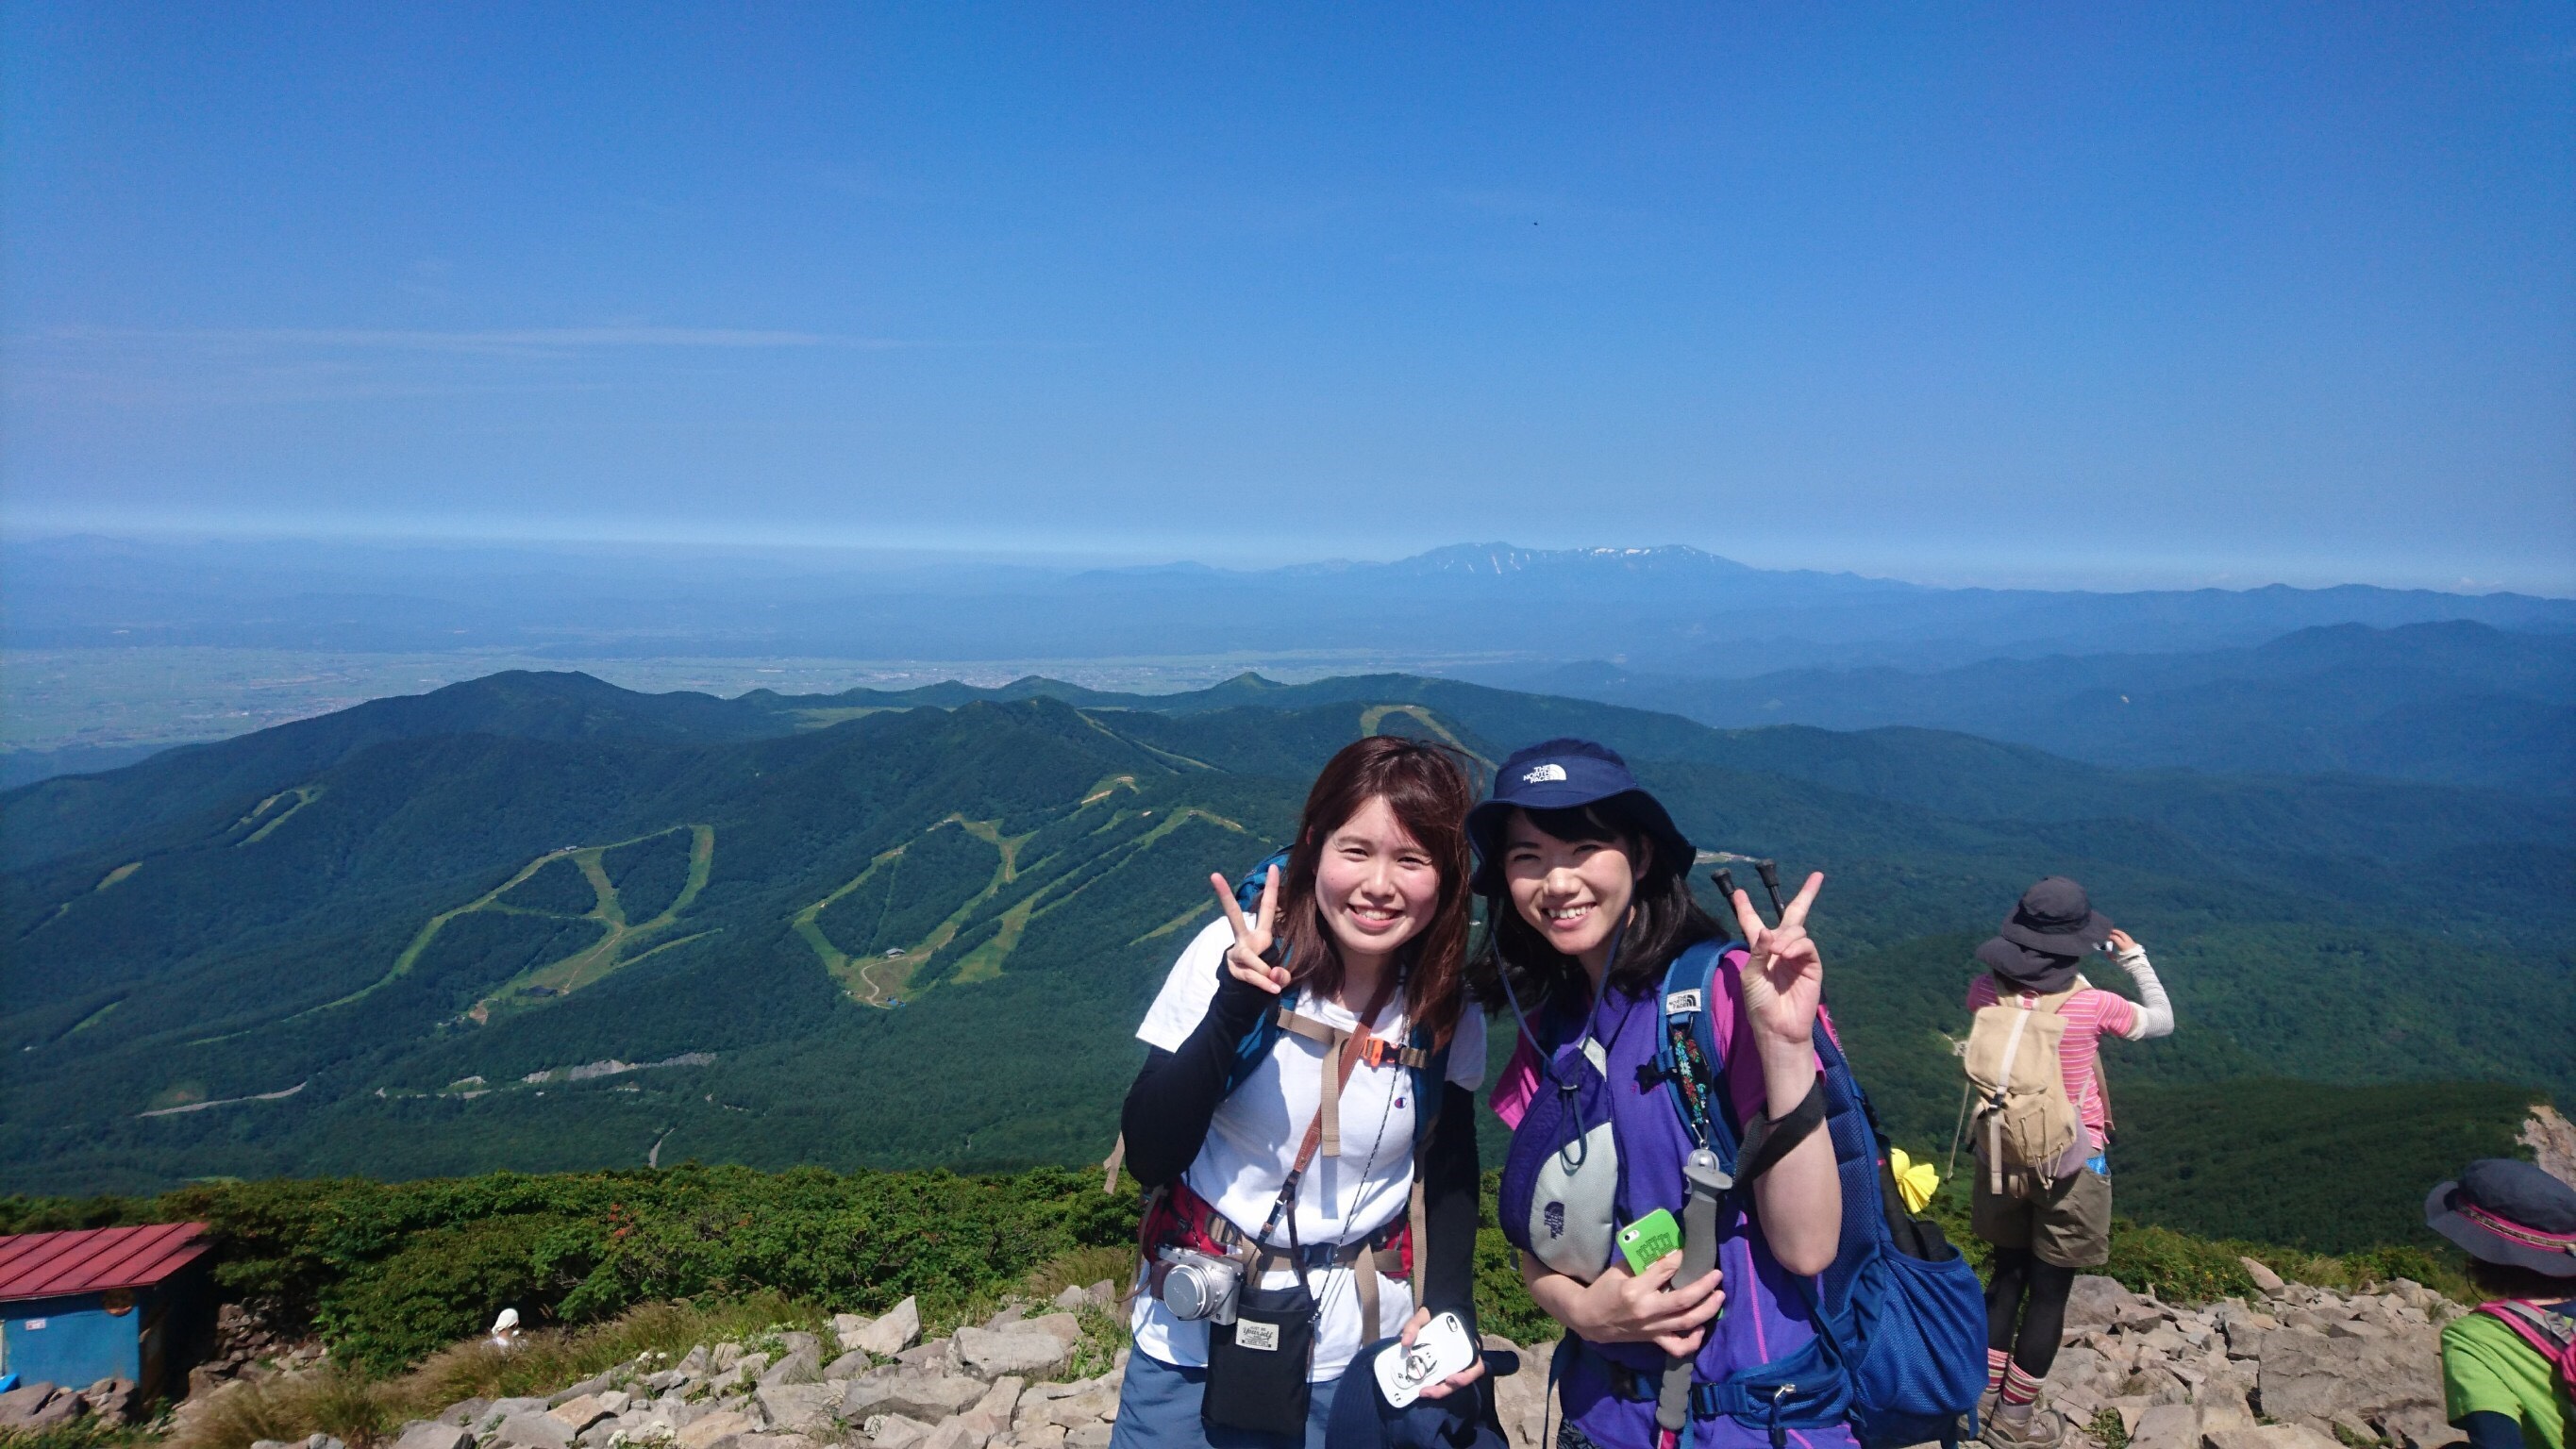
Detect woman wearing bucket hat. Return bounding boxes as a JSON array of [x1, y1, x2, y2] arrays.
[[2429, 1159, 2576, 1449], [1464, 739, 1849, 1449], [1962, 878, 2174, 1449]]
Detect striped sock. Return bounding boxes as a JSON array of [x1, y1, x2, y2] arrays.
[[1998, 1361, 2043, 1422], [1986, 1349, 2011, 1395]]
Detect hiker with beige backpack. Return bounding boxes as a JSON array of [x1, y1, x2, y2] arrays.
[[1957, 877, 2175, 1449]]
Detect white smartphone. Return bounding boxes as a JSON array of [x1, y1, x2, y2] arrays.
[[1375, 1310, 1477, 1409]]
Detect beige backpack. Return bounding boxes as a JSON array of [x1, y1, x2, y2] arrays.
[[1964, 980, 2083, 1197]]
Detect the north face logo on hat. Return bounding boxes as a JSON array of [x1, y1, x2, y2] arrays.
[[1522, 762, 1568, 784]]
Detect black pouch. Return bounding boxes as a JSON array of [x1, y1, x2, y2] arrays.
[[1201, 1275, 1318, 1437]]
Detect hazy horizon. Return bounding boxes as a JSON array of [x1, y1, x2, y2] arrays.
[[4, 525, 2568, 598]]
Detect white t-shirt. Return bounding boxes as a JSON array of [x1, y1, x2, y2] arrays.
[[1129, 918, 1488, 1381]]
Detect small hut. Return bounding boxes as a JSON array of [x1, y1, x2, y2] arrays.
[[0, 1224, 214, 1402]]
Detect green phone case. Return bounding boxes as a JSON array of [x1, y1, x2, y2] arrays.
[[1615, 1208, 1681, 1274]]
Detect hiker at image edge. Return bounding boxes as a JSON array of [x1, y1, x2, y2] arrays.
[[1104, 735, 1499, 1449], [2427, 1158, 2576, 1449], [1472, 738, 1988, 1449], [1963, 876, 2177, 1449]]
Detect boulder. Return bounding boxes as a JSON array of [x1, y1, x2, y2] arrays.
[[552, 1374, 617, 1407], [856, 1299, 925, 1357], [1064, 1425, 1112, 1449], [880, 1374, 988, 1422], [865, 1414, 936, 1449], [484, 1396, 552, 1429], [678, 1345, 712, 1374], [962, 1376, 1026, 1433], [2373, 1403, 2468, 1449], [1013, 1426, 1070, 1449], [955, 1328, 1072, 1380], [761, 1348, 825, 1387], [493, 1411, 577, 1449], [922, 1421, 992, 1449], [394, 1420, 477, 1449], [843, 1374, 902, 1417], [2065, 1275, 2139, 1334], [552, 1395, 617, 1433], [1050, 1286, 1094, 1312], [0, 1386, 59, 1430], [438, 1397, 492, 1428], [677, 1411, 753, 1449], [83, 1377, 140, 1426], [826, 1350, 875, 1379], [755, 1384, 841, 1437], [778, 1332, 824, 1360], [2203, 1425, 2341, 1449], [2129, 1403, 2200, 1449], [834, 1313, 869, 1338], [1017, 1385, 1119, 1431], [897, 1342, 951, 1371], [2255, 1323, 2444, 1431], [1021, 1314, 1081, 1346], [2239, 1258, 2287, 1298], [1485, 1338, 1553, 1449]]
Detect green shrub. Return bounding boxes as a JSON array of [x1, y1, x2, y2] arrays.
[[4, 1163, 1139, 1375]]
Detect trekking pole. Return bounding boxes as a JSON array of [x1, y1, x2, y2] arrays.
[[1656, 1150, 1734, 1449], [1753, 858, 1788, 921], [1711, 868, 1742, 918]]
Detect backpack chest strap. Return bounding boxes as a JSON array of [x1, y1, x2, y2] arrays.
[[1272, 1004, 1428, 1157]]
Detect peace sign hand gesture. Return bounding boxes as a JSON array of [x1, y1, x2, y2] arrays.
[[1731, 872, 1826, 1049], [1211, 864, 1292, 994]]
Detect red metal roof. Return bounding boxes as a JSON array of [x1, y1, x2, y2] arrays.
[[0, 1223, 211, 1301]]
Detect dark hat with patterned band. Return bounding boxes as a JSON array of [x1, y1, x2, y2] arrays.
[[2424, 1158, 2576, 1278]]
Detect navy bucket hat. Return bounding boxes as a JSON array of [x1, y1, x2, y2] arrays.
[[2424, 1158, 2576, 1278], [1464, 739, 1694, 896]]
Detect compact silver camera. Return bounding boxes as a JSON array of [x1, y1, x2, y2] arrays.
[[1151, 1246, 1243, 1325]]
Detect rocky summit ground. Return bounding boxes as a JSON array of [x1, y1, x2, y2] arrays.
[[0, 1263, 2480, 1449]]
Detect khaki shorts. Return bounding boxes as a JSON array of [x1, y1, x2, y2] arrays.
[[1972, 1160, 2112, 1268]]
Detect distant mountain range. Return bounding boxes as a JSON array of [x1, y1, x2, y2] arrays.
[[1479, 620, 2576, 795], [7, 668, 2568, 1237], [8, 536, 2570, 669]]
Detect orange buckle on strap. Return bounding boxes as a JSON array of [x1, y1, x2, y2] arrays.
[[1357, 1037, 1399, 1068]]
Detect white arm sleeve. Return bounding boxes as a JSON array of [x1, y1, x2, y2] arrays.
[[2116, 946, 2174, 1040]]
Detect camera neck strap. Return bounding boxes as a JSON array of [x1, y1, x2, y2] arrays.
[[1244, 969, 1406, 1335]]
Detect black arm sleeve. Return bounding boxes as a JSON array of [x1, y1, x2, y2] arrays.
[[2459, 1412, 2523, 1449], [1119, 973, 1276, 1188], [1419, 1081, 1482, 1334]]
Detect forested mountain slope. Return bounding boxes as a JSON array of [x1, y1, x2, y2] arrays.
[[1490, 621, 2576, 795], [4, 671, 2566, 1252]]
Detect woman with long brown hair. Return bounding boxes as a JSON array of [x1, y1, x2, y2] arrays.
[[1110, 735, 1487, 1449]]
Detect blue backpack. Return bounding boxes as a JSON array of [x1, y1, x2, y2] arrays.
[[1500, 939, 1986, 1449]]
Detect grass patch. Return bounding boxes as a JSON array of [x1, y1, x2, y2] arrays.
[[166, 1294, 830, 1449]]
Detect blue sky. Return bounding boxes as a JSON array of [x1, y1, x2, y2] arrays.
[[3, 3, 2570, 591]]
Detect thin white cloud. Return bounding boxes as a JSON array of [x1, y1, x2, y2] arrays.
[[15, 325, 891, 354]]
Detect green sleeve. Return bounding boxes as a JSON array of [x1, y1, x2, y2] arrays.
[[2444, 1314, 2568, 1449]]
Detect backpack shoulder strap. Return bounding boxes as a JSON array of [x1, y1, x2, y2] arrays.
[[1656, 938, 1743, 1166], [2478, 1299, 2576, 1355]]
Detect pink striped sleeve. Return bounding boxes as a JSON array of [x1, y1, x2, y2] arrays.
[[1490, 1030, 1540, 1130]]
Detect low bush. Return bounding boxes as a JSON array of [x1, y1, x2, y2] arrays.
[[1, 1164, 1136, 1374]]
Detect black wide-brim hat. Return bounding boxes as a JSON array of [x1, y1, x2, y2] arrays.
[[2425, 1158, 2576, 1277], [1464, 738, 1694, 897], [1997, 875, 2114, 957]]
